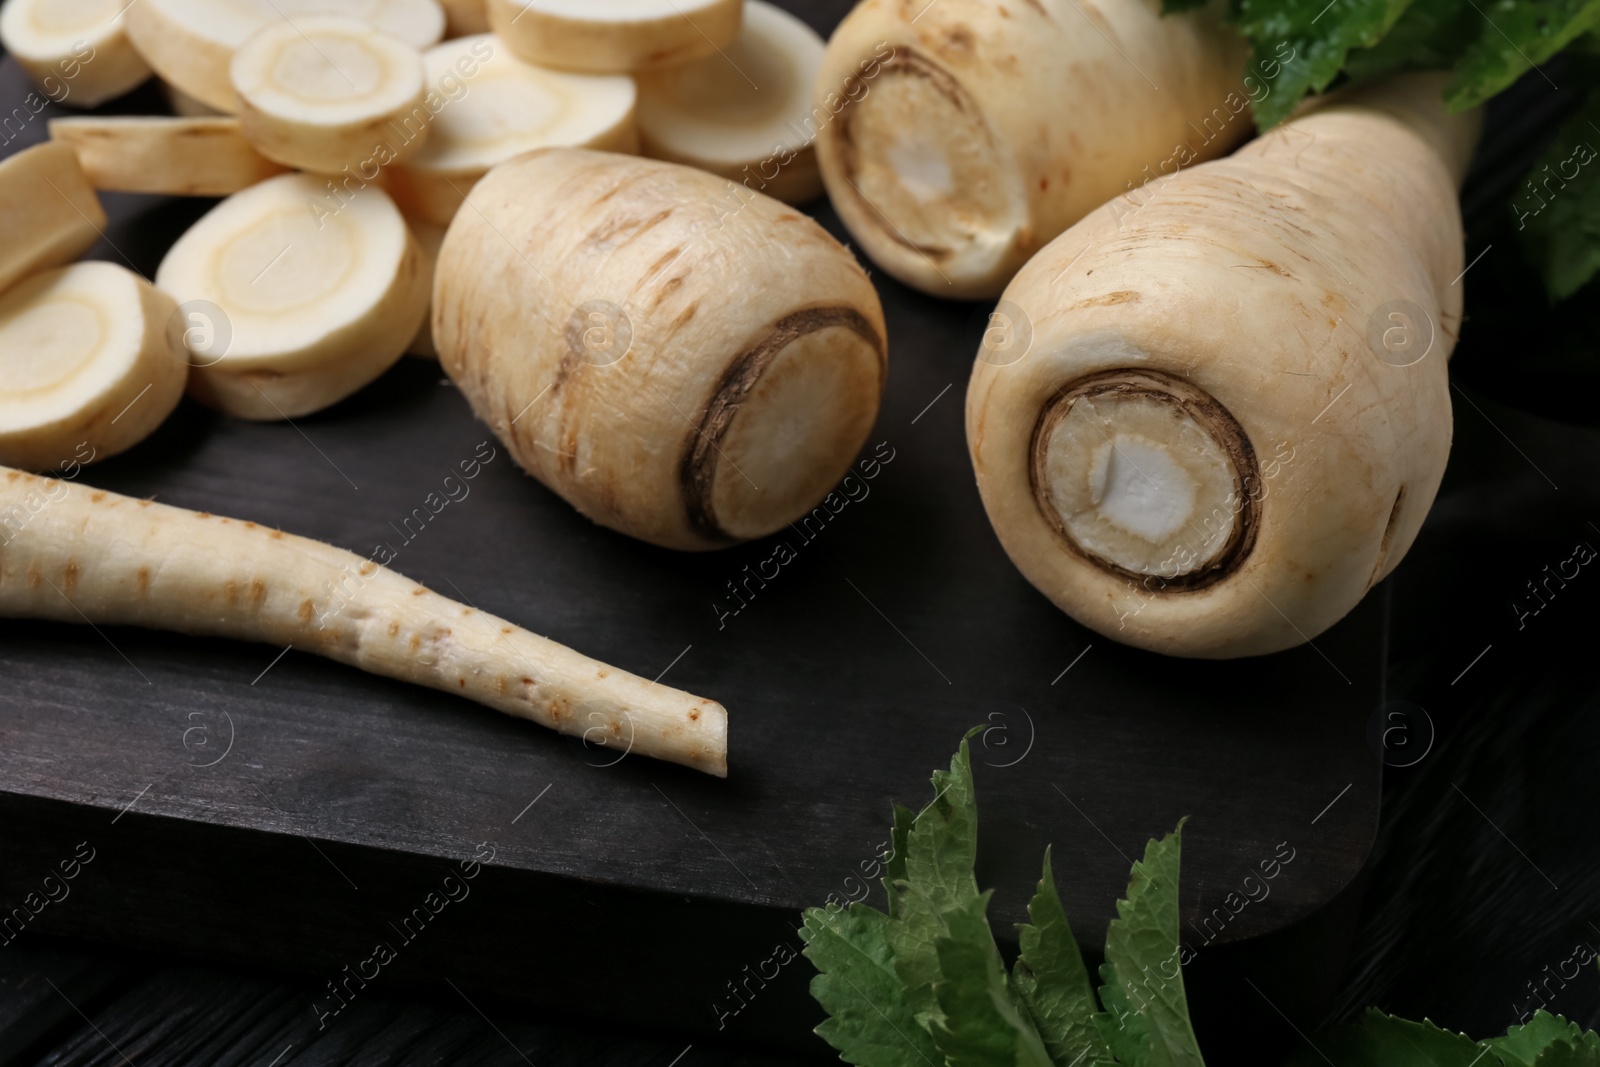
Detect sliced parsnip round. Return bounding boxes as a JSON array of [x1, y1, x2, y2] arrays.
[[156, 172, 428, 420], [405, 219, 446, 358], [49, 116, 289, 196], [164, 80, 226, 117], [635, 0, 823, 204], [0, 0, 152, 108], [384, 34, 637, 225], [124, 0, 446, 114], [231, 16, 430, 175], [0, 262, 189, 471], [439, 0, 489, 36], [435, 149, 887, 551], [0, 141, 107, 297], [487, 0, 741, 73]]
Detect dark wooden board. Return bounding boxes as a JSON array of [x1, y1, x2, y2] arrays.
[[0, 4, 1384, 1049]]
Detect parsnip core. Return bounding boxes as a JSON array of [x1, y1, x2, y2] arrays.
[[1031, 370, 1258, 588], [838, 51, 1023, 268]]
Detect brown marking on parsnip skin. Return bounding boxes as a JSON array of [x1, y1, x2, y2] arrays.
[[359, 561, 377, 577], [5, 472, 18, 482], [225, 580, 238, 604], [244, 521, 256, 529], [137, 500, 151, 508], [298, 599, 314, 623], [63, 560, 78, 593], [643, 247, 684, 281], [459, 678, 466, 687], [680, 305, 887, 541], [410, 634, 422, 653], [651, 274, 686, 308], [411, 587, 425, 596], [197, 512, 211, 519], [461, 608, 473, 616], [137, 567, 150, 594], [496, 676, 507, 695], [689, 708, 699, 721], [91, 491, 105, 503], [500, 626, 512, 634], [26, 564, 40, 589], [583, 208, 674, 250], [250, 579, 266, 605], [268, 529, 282, 539], [1067, 290, 1141, 310], [388, 620, 400, 637], [666, 301, 699, 339]]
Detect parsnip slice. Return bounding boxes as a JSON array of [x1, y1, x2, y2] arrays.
[[0, 0, 153, 108], [164, 80, 226, 117], [384, 34, 637, 225], [0, 141, 107, 297], [231, 16, 431, 175], [0, 262, 188, 471], [156, 172, 428, 420], [124, 0, 446, 114], [49, 116, 289, 196], [0, 466, 729, 776], [635, 0, 823, 204], [487, 0, 742, 73]]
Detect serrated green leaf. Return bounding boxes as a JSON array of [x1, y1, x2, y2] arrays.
[[1528, 1039, 1600, 1067], [927, 891, 1055, 1067], [1288, 1008, 1482, 1066], [1012, 847, 1113, 1066], [801, 903, 942, 1067], [1100, 821, 1203, 1067], [886, 735, 984, 1027], [1234, 0, 1417, 127], [885, 802, 915, 920], [1094, 961, 1154, 1064], [1492, 1011, 1600, 1065], [1516, 83, 1600, 300], [1342, 0, 1484, 81], [1446, 0, 1600, 108]]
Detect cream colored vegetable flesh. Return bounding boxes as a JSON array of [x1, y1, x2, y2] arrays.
[[966, 74, 1480, 658], [49, 116, 289, 196], [0, 263, 189, 472], [157, 172, 428, 420], [0, 141, 106, 297], [487, 0, 741, 73], [124, 0, 445, 114], [815, 0, 1250, 299], [231, 16, 431, 174], [0, 0, 153, 107], [385, 34, 637, 225], [635, 0, 824, 204], [0, 467, 729, 775], [434, 148, 886, 551]]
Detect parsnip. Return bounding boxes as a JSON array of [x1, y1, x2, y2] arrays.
[[0, 0, 152, 108], [966, 75, 1480, 659], [814, 0, 1250, 299], [635, 0, 824, 205], [49, 116, 289, 196], [486, 0, 741, 73], [0, 142, 106, 297], [405, 219, 447, 358], [440, 0, 489, 36], [434, 148, 886, 551], [124, 0, 446, 114], [157, 172, 428, 420], [0, 263, 189, 472], [384, 34, 637, 225], [0, 467, 728, 775], [230, 16, 431, 175]]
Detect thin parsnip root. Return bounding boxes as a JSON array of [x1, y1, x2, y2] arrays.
[[157, 172, 428, 420], [230, 16, 431, 175], [966, 74, 1480, 658], [635, 0, 825, 205], [49, 116, 289, 196], [0, 0, 153, 108], [0, 467, 729, 775], [124, 0, 445, 114], [486, 0, 742, 73], [434, 148, 886, 551], [0, 141, 107, 297], [0, 263, 189, 472], [815, 0, 1249, 299], [384, 34, 638, 225]]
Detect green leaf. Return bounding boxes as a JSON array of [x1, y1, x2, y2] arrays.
[[1012, 848, 1113, 1066], [1517, 83, 1600, 300], [1491, 1011, 1600, 1065], [1342, 0, 1484, 82], [884, 802, 915, 920], [927, 891, 1055, 1067], [801, 902, 942, 1067], [1289, 1009, 1482, 1065], [1234, 0, 1418, 127], [1100, 821, 1203, 1067], [1445, 0, 1600, 108], [886, 735, 984, 1027], [1094, 961, 1154, 1064], [1529, 1039, 1600, 1066]]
